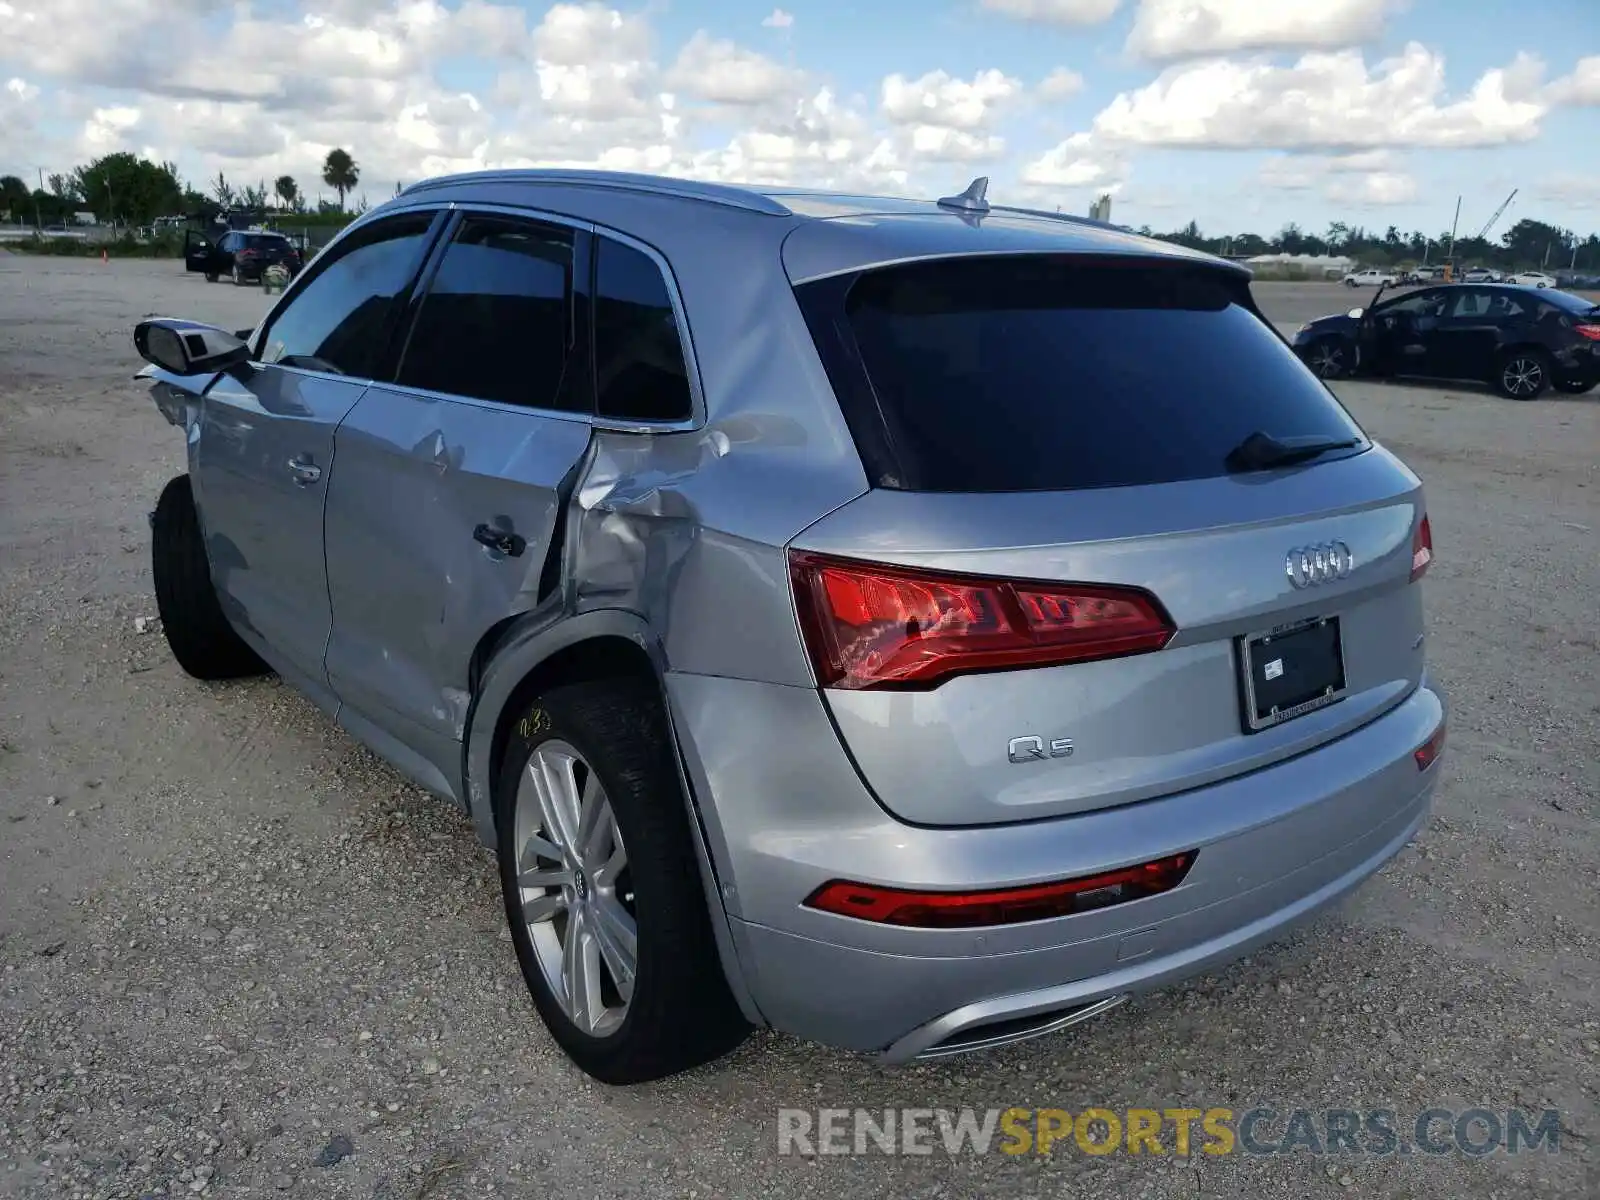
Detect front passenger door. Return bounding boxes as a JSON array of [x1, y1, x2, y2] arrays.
[[1362, 289, 1444, 376], [191, 210, 445, 697]]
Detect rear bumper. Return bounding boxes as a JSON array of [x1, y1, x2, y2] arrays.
[[667, 671, 1444, 1060]]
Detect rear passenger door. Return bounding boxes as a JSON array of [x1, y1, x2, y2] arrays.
[[1431, 288, 1506, 381], [321, 209, 596, 777]]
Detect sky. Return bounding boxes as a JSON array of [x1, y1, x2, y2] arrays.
[[1, 0, 1597, 238]]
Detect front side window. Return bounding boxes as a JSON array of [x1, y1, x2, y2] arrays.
[[395, 214, 577, 409], [593, 236, 693, 423], [258, 211, 437, 378], [1378, 291, 1446, 318]]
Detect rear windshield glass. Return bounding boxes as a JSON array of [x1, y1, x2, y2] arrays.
[[1541, 289, 1600, 315], [834, 257, 1367, 492], [242, 234, 288, 249]]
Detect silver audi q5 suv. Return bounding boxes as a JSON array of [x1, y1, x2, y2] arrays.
[[133, 169, 1446, 1084]]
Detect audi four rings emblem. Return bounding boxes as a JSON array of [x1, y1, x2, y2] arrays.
[[1286, 541, 1354, 588]]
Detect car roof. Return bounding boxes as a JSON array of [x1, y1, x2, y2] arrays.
[[389, 168, 1244, 284]]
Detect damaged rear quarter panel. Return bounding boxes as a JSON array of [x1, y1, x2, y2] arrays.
[[564, 216, 873, 687]]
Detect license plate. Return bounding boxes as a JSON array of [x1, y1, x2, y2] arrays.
[[1238, 616, 1347, 732]]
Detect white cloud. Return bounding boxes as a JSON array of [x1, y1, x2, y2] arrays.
[[980, 0, 1122, 23], [1260, 150, 1414, 206], [1545, 56, 1600, 107], [666, 32, 805, 107], [0, 0, 1596, 232], [878, 68, 1022, 163], [533, 3, 649, 68], [1022, 132, 1126, 188], [1094, 43, 1547, 150], [1325, 170, 1418, 205], [1126, 0, 1406, 61], [1037, 68, 1087, 100], [1536, 173, 1600, 209], [882, 68, 1022, 130]]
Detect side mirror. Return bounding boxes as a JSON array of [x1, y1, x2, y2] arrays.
[[1347, 307, 1364, 318], [134, 318, 250, 376]]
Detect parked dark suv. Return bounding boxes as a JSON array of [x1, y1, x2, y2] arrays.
[[1293, 283, 1600, 398], [183, 228, 302, 285]]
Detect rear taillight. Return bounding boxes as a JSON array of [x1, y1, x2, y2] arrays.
[[805, 852, 1198, 928], [1573, 324, 1600, 342], [789, 551, 1174, 690], [1410, 514, 1433, 582], [1414, 721, 1445, 771]]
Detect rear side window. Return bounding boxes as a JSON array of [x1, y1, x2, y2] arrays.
[[593, 236, 692, 423], [259, 212, 436, 378], [396, 214, 579, 410], [806, 256, 1368, 492]]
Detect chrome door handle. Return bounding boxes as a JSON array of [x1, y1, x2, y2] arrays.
[[287, 457, 321, 484]]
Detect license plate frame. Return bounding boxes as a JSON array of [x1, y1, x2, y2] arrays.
[[1238, 615, 1348, 733]]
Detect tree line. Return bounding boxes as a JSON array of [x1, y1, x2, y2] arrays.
[[1134, 218, 1600, 274], [4, 150, 1596, 272], [0, 149, 365, 228]]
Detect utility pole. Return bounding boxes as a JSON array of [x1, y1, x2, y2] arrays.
[[1446, 195, 1461, 258]]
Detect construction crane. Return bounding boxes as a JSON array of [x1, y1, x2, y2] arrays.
[[1442, 189, 1517, 281], [1476, 189, 1517, 242]]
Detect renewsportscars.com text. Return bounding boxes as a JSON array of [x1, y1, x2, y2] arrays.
[[776, 1106, 1563, 1158]]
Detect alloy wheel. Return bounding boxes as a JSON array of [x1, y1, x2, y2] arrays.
[[513, 740, 637, 1038], [1308, 343, 1346, 379], [1502, 357, 1543, 398]]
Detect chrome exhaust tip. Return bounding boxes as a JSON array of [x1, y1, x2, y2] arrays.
[[881, 993, 1131, 1064]]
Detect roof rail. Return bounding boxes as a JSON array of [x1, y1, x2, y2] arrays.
[[988, 204, 1129, 233], [396, 169, 794, 216]]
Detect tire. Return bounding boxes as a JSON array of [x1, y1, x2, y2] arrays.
[[231, 264, 243, 287], [1554, 377, 1595, 394], [1303, 337, 1355, 380], [204, 271, 218, 283], [151, 476, 269, 680], [1494, 349, 1551, 400], [495, 678, 748, 1084]]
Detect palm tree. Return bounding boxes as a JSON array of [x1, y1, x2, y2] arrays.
[[274, 175, 299, 211], [322, 149, 359, 211]]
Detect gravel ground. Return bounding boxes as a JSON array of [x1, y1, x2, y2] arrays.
[[1, 258, 1596, 1200]]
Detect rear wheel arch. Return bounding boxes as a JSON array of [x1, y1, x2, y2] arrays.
[[486, 633, 663, 814], [1493, 343, 1552, 399], [465, 613, 769, 1027]]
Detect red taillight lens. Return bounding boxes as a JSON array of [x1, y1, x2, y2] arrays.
[[805, 852, 1198, 928], [1572, 324, 1600, 342], [1410, 514, 1433, 582], [789, 552, 1175, 690], [1414, 721, 1445, 771]]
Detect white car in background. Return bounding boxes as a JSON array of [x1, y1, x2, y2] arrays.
[[1343, 267, 1400, 287], [1509, 271, 1557, 288]]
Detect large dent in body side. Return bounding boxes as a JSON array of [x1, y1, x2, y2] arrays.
[[565, 217, 872, 685]]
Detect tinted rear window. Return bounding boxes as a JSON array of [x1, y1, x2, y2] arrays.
[[242, 234, 288, 249], [1541, 289, 1600, 315], [816, 256, 1367, 492]]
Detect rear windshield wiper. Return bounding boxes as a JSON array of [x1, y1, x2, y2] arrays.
[[1225, 431, 1363, 474]]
